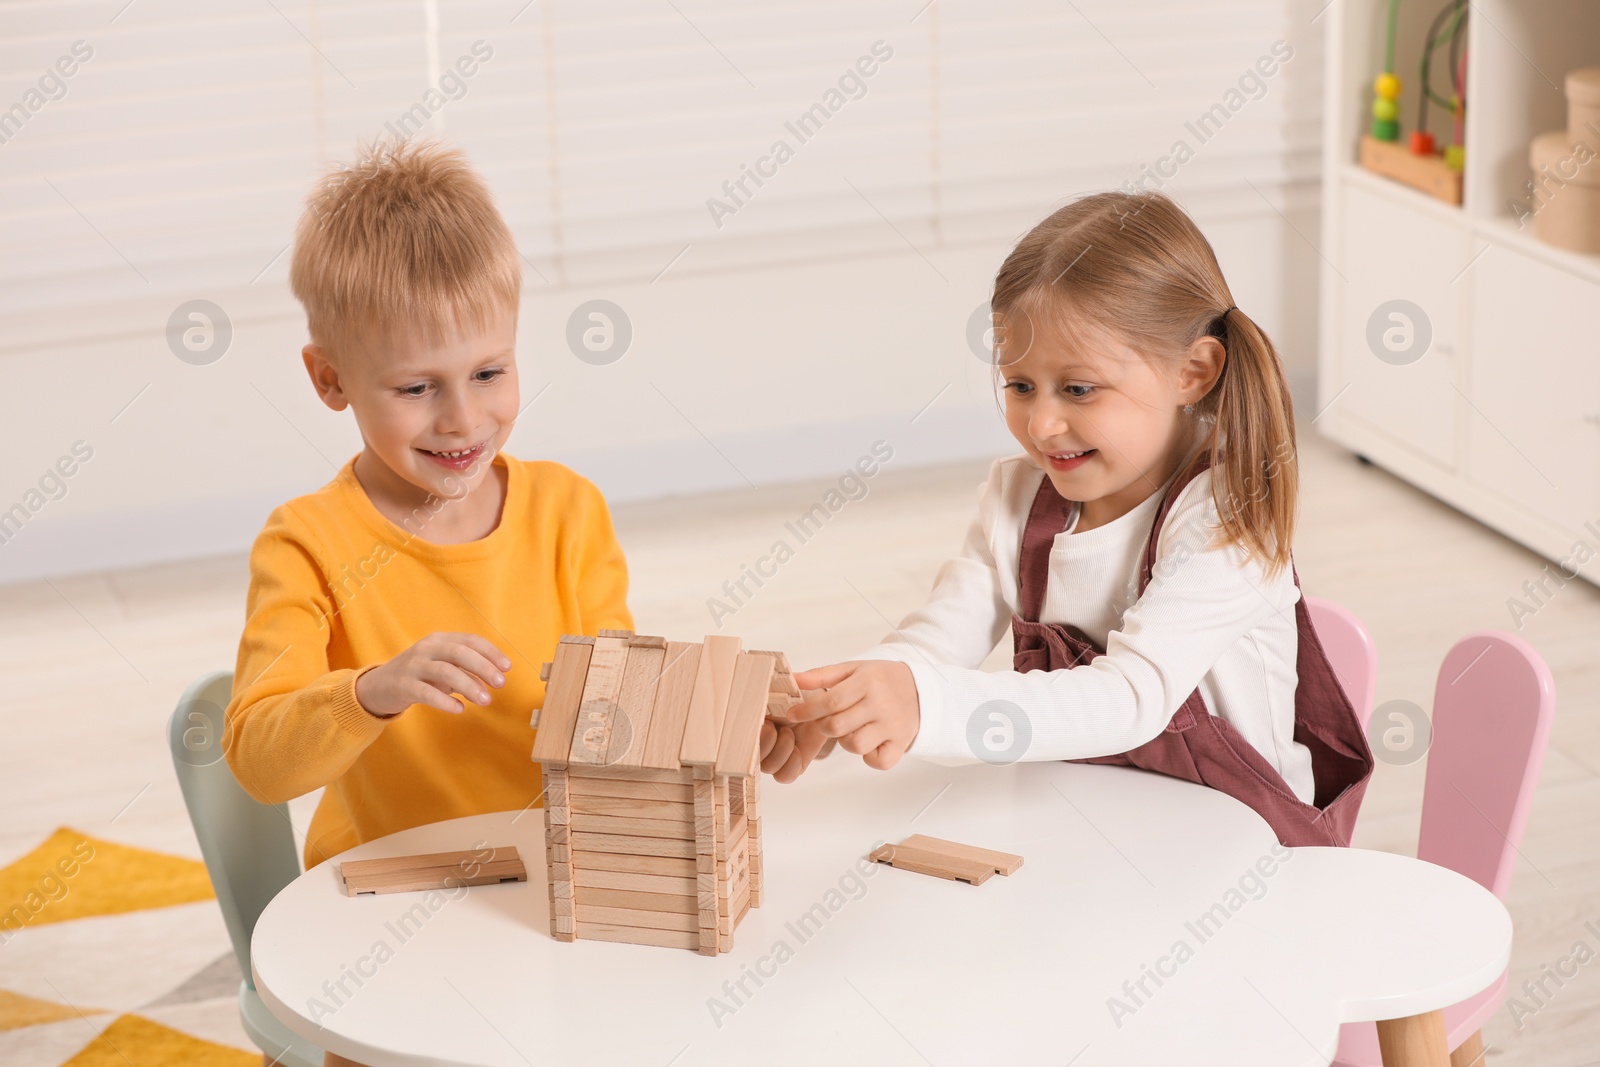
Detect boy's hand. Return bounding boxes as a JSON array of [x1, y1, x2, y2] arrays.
[[355, 632, 512, 718], [787, 660, 920, 771]]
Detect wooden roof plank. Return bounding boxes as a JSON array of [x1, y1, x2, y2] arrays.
[[715, 652, 774, 777], [640, 641, 700, 770], [679, 635, 742, 766], [529, 640, 594, 765]]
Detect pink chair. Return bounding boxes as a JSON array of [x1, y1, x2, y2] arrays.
[[1331, 631, 1556, 1067], [1305, 595, 1379, 730]]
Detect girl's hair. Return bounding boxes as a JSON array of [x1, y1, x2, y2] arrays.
[[991, 190, 1297, 577], [290, 138, 521, 361]]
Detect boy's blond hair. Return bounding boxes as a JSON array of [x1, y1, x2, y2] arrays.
[[289, 139, 521, 360]]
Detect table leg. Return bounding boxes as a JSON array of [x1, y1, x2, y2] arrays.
[[1375, 1009, 1449, 1067]]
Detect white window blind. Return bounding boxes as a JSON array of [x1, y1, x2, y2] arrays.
[[0, 0, 1318, 333]]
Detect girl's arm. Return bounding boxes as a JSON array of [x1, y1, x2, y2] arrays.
[[901, 485, 1298, 762]]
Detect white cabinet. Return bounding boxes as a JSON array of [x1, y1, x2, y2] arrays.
[[1319, 0, 1600, 583], [1465, 243, 1600, 533], [1337, 183, 1464, 470]]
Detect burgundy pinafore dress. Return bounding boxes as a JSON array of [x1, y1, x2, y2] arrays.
[[1010, 452, 1374, 847]]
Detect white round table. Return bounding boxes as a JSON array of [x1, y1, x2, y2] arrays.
[[253, 755, 1510, 1067]]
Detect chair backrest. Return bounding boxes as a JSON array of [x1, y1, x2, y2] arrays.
[[1304, 595, 1379, 731], [1418, 632, 1555, 900], [168, 670, 303, 989]]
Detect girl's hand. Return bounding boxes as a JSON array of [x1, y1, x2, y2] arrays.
[[354, 632, 512, 718], [760, 718, 838, 783], [787, 660, 920, 771]]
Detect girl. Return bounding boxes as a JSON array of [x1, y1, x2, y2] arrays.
[[761, 191, 1373, 847]]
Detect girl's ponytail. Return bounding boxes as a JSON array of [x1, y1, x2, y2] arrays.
[[1207, 305, 1297, 578]]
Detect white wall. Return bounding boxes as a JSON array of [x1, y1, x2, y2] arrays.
[[0, 1, 1326, 585]]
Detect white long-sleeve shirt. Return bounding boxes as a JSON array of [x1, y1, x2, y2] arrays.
[[854, 452, 1316, 805]]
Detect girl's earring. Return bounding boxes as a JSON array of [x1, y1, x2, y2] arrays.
[[1183, 403, 1195, 415]]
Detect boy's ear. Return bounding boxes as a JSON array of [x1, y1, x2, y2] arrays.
[[302, 344, 350, 412], [1178, 335, 1226, 405]]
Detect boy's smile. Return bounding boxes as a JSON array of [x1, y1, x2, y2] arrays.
[[303, 307, 520, 542]]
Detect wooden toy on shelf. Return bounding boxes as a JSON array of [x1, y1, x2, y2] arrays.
[[1528, 68, 1600, 254], [529, 630, 799, 955], [869, 834, 1024, 886], [1359, 0, 1469, 205], [337, 847, 527, 896]]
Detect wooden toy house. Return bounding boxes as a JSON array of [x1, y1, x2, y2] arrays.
[[530, 630, 799, 955]]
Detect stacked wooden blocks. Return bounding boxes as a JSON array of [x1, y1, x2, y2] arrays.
[[530, 630, 799, 955]]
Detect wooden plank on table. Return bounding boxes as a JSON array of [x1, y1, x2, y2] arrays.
[[576, 921, 700, 951], [568, 636, 629, 765], [575, 903, 699, 932], [575, 851, 697, 878], [339, 849, 527, 896], [679, 635, 742, 767], [529, 640, 594, 765], [610, 639, 665, 766], [715, 652, 774, 777], [640, 641, 700, 771], [867, 843, 1004, 886], [898, 834, 1024, 876], [571, 831, 697, 859]]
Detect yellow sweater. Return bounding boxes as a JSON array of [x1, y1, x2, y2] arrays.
[[223, 452, 633, 870]]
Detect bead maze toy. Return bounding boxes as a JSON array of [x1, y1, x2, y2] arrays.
[[1359, 0, 1467, 204], [529, 630, 801, 955]]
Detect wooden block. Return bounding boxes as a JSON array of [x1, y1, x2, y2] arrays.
[[568, 812, 695, 841], [530, 641, 593, 764], [627, 634, 668, 649], [545, 823, 569, 846], [1359, 134, 1463, 205], [546, 840, 570, 863], [899, 834, 1024, 876], [575, 886, 698, 913], [574, 867, 698, 895], [868, 836, 1024, 886], [569, 636, 629, 765], [570, 793, 695, 820], [539, 661, 551, 682], [568, 764, 687, 785], [338, 848, 527, 896], [640, 641, 701, 771], [716, 815, 747, 861], [609, 641, 664, 765], [544, 766, 569, 806], [570, 831, 696, 859], [577, 920, 701, 951], [715, 653, 774, 777], [566, 776, 693, 803], [554, 913, 575, 936], [596, 628, 635, 639], [560, 634, 596, 645], [680, 635, 742, 766], [573, 851, 697, 878], [576, 903, 699, 932]]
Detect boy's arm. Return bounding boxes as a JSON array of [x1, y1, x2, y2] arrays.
[[222, 515, 385, 805]]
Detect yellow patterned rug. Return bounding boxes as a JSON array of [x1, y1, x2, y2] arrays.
[[0, 828, 213, 935], [0, 827, 267, 1065], [60, 1014, 257, 1066]]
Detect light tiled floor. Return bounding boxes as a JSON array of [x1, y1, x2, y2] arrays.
[[2, 426, 1597, 1064]]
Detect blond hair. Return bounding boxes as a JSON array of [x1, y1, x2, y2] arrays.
[[992, 190, 1297, 576], [289, 139, 520, 360]]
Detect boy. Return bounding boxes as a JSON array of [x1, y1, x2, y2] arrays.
[[223, 139, 633, 876]]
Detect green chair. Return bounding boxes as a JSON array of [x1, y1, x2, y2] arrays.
[[168, 670, 323, 1067]]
